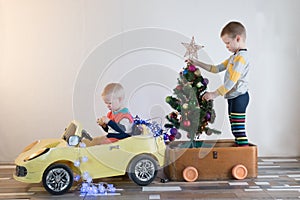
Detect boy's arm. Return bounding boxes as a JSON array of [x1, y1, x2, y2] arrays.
[[106, 120, 131, 139], [189, 58, 228, 73], [189, 58, 212, 71], [202, 57, 235, 100], [102, 125, 109, 132], [99, 116, 131, 133], [106, 132, 130, 139], [97, 118, 109, 132], [202, 90, 220, 101], [107, 120, 126, 133]]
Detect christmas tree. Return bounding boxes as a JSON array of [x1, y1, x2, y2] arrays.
[[165, 37, 221, 146]]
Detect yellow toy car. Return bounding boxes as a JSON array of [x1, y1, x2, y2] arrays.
[[14, 120, 166, 195]]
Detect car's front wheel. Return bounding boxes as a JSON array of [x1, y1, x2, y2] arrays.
[[42, 163, 73, 195], [128, 154, 158, 186]]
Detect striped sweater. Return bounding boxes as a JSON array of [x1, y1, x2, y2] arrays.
[[211, 49, 250, 99]]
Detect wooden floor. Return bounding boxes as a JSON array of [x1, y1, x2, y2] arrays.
[[1, 157, 300, 199]]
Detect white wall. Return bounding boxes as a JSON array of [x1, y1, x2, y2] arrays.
[[1, 0, 300, 162]]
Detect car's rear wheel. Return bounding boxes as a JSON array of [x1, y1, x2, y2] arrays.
[[128, 154, 158, 186], [42, 163, 73, 195]]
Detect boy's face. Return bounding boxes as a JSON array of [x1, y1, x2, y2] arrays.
[[221, 34, 240, 53], [102, 94, 122, 112]]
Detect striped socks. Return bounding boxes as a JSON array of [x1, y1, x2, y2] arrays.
[[230, 112, 249, 146]]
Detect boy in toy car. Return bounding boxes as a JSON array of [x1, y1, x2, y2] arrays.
[[98, 83, 133, 141], [89, 83, 133, 145]]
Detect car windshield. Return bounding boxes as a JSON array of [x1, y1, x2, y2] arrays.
[[62, 122, 77, 141]]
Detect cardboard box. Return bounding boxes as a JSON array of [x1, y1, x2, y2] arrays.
[[164, 139, 257, 181]]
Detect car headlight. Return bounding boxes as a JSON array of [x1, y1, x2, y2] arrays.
[[68, 135, 81, 146], [24, 148, 50, 162]]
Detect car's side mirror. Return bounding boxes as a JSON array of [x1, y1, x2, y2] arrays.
[[68, 135, 81, 146]]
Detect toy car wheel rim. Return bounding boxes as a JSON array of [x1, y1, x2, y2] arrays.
[[45, 168, 71, 192], [134, 159, 155, 182]]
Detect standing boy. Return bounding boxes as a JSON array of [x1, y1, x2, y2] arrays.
[[189, 21, 250, 146]]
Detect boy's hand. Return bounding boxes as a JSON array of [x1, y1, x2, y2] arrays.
[[202, 91, 220, 101], [97, 117, 109, 126], [97, 116, 110, 126], [101, 116, 110, 124], [186, 58, 198, 65], [97, 118, 105, 126]]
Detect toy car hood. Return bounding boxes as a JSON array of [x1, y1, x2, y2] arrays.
[[15, 138, 67, 164]]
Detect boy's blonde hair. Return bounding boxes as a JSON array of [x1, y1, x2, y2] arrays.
[[102, 83, 125, 100], [221, 21, 246, 40]]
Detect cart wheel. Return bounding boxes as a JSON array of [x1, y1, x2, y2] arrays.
[[183, 166, 198, 182], [232, 164, 248, 180]]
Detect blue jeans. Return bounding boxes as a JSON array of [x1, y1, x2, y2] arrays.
[[228, 92, 249, 114]]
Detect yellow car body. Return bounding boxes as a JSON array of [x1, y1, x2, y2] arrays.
[[14, 120, 166, 195]]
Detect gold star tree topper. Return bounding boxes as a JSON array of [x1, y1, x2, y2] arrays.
[[181, 36, 204, 59]]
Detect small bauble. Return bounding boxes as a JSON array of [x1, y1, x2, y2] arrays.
[[202, 78, 209, 85], [170, 112, 178, 119], [205, 112, 211, 121], [170, 128, 178, 136], [183, 120, 191, 127], [175, 132, 182, 139], [188, 65, 196, 72], [196, 82, 203, 88], [165, 96, 172, 103], [163, 134, 169, 141], [169, 134, 175, 141], [182, 103, 189, 110]]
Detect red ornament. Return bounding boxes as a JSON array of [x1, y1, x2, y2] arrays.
[[183, 120, 191, 127], [169, 135, 175, 141], [170, 112, 177, 119], [176, 85, 182, 90]]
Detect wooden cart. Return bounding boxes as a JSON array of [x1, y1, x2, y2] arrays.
[[164, 139, 257, 181]]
